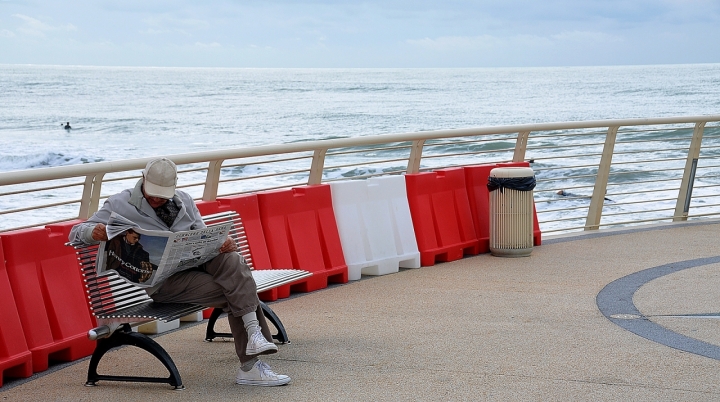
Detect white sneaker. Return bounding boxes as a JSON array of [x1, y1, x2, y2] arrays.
[[246, 328, 278, 356], [236, 360, 291, 386]]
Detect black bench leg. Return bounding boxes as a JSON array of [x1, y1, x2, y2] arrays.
[[204, 302, 290, 344], [260, 301, 289, 344], [204, 307, 230, 341], [86, 324, 185, 390]]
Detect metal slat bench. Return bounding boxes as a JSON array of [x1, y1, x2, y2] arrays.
[[69, 211, 311, 390]]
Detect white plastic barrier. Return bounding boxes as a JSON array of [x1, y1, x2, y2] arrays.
[[330, 176, 421, 280]]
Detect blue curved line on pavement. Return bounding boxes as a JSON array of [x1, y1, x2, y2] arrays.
[[596, 255, 720, 360]]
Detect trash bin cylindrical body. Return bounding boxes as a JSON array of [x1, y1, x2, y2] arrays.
[[488, 167, 535, 257]]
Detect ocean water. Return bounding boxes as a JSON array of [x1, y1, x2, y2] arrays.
[[1, 64, 719, 171], [1, 64, 719, 230]]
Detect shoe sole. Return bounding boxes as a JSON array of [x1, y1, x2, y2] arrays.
[[236, 378, 291, 387], [245, 343, 278, 356]]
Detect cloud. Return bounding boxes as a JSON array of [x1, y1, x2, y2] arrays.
[[137, 15, 209, 38], [1, 0, 719, 67], [140, 28, 173, 35], [551, 31, 623, 43], [407, 30, 622, 52], [407, 34, 551, 51], [142, 15, 209, 30], [193, 41, 221, 48], [12, 13, 76, 37]]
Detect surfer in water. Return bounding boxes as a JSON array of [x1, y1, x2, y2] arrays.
[[557, 189, 612, 202], [63, 122, 71, 130]]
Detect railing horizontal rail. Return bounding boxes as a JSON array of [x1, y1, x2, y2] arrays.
[[219, 168, 312, 183], [222, 155, 314, 169], [326, 144, 412, 157], [215, 181, 309, 198], [610, 157, 687, 166], [601, 197, 679, 207], [325, 157, 411, 171], [0, 181, 85, 197], [606, 188, 681, 197], [0, 199, 82, 215], [538, 174, 597, 181], [535, 197, 591, 203], [610, 167, 684, 175], [536, 205, 591, 214], [3, 115, 716, 185], [1, 115, 720, 234], [602, 207, 676, 217]]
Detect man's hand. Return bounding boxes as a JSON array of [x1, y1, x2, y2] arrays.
[[138, 261, 154, 283], [91, 223, 109, 242], [219, 236, 237, 253]]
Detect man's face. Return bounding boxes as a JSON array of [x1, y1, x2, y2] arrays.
[[145, 195, 168, 209], [125, 232, 140, 245]]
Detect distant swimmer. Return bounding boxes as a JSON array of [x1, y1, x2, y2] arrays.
[[557, 189, 612, 202], [63, 122, 71, 130]]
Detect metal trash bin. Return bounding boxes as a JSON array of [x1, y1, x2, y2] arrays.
[[487, 167, 536, 257]]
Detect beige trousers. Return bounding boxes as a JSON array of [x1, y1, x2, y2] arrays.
[[151, 252, 273, 364]]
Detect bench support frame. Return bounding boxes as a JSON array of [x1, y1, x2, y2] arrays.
[[85, 324, 185, 390], [205, 301, 290, 343]]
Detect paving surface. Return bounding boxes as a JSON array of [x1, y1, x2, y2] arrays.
[[3, 220, 720, 401]]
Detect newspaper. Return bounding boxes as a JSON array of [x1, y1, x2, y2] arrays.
[[95, 212, 231, 288]]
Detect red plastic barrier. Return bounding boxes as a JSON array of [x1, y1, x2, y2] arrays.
[[216, 195, 280, 301], [45, 220, 96, 322], [257, 185, 348, 294], [44, 219, 83, 240], [0, 242, 33, 387], [464, 164, 496, 253], [405, 168, 480, 266], [217, 195, 271, 268], [1, 228, 95, 373], [464, 162, 542, 252], [195, 200, 220, 215]]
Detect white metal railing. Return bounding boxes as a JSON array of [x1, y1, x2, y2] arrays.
[[1, 115, 719, 234]]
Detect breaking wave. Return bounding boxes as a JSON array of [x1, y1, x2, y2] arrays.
[[0, 153, 103, 171]]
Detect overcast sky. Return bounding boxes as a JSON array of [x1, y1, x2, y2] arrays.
[[1, 0, 719, 68]]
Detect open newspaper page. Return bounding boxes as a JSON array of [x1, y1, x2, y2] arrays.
[[95, 212, 231, 288]]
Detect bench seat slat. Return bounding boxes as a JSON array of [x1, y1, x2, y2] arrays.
[[254, 270, 313, 293], [91, 290, 151, 308], [94, 296, 154, 316], [96, 302, 204, 323]]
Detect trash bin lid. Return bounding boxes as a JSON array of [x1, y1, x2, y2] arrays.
[[489, 167, 534, 178]]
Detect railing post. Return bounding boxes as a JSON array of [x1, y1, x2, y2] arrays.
[[308, 149, 327, 185], [203, 160, 224, 201], [585, 126, 619, 230], [407, 140, 425, 174], [674, 122, 706, 221], [513, 131, 531, 162], [86, 173, 106, 217], [78, 175, 96, 220]]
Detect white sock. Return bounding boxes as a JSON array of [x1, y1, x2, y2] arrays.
[[241, 312, 260, 335]]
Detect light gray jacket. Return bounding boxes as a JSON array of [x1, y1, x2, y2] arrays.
[[69, 179, 206, 245]]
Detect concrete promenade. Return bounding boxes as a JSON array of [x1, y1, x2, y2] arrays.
[[2, 220, 720, 401]]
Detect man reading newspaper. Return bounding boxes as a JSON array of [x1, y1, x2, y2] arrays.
[[69, 158, 291, 386]]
